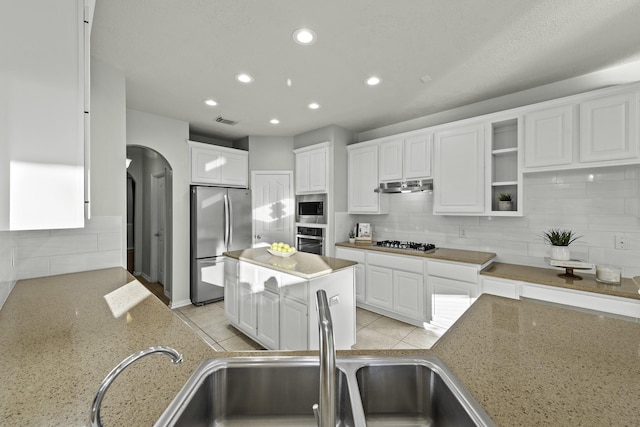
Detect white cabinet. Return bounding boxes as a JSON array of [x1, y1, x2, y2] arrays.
[[486, 117, 523, 216], [256, 290, 280, 349], [348, 144, 388, 214], [393, 270, 425, 319], [404, 133, 432, 179], [523, 105, 574, 169], [224, 274, 239, 323], [294, 143, 329, 194], [481, 277, 519, 299], [1, 0, 89, 230], [189, 141, 249, 188], [433, 123, 485, 214], [379, 139, 404, 181], [427, 259, 480, 329], [378, 133, 432, 182], [237, 281, 257, 334], [335, 247, 366, 303], [366, 265, 394, 310], [579, 92, 638, 163], [280, 297, 308, 350]]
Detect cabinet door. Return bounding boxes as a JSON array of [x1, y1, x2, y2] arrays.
[[191, 146, 222, 183], [404, 133, 432, 179], [379, 139, 403, 182], [429, 276, 477, 329], [393, 270, 425, 319], [295, 151, 311, 193], [2, 0, 86, 230], [280, 297, 308, 350], [256, 290, 280, 349], [308, 148, 328, 193], [524, 105, 573, 168], [223, 274, 239, 323], [220, 150, 248, 187], [366, 265, 393, 309], [355, 264, 366, 303], [348, 145, 384, 213], [579, 92, 638, 163], [433, 124, 485, 214], [237, 281, 257, 335]]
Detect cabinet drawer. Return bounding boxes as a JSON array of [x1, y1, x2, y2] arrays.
[[428, 260, 478, 283], [368, 252, 424, 273], [481, 277, 519, 299], [335, 247, 366, 263]]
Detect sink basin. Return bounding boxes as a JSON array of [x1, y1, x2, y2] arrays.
[[155, 356, 495, 427]]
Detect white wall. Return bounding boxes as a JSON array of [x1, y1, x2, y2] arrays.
[[346, 165, 640, 278], [126, 109, 191, 307], [12, 57, 127, 281], [247, 136, 294, 172]]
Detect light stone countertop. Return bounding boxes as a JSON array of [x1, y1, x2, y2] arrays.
[[482, 261, 640, 300], [224, 247, 356, 279], [335, 241, 496, 265], [2, 267, 640, 426]]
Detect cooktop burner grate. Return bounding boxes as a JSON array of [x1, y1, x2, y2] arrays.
[[376, 240, 436, 252]]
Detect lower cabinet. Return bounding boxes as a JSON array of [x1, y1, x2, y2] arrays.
[[393, 270, 425, 319], [224, 260, 355, 350], [429, 276, 477, 329], [367, 265, 394, 310], [335, 247, 366, 303]]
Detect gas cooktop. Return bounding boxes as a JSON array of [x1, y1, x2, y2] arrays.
[[376, 240, 436, 252]]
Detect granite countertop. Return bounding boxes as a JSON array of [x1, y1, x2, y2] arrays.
[[336, 241, 496, 265], [482, 262, 640, 300], [3, 267, 640, 426], [224, 247, 356, 279], [433, 294, 640, 426], [0, 268, 217, 426]]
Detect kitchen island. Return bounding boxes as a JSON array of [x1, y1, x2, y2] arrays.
[[223, 247, 357, 350], [2, 267, 640, 426]]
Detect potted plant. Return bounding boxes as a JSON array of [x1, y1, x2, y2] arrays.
[[348, 230, 356, 244], [542, 228, 581, 261], [498, 193, 513, 211]]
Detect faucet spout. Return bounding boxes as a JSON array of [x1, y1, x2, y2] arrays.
[[90, 346, 183, 427], [315, 290, 336, 427]]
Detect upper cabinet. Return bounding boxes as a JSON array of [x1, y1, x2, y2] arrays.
[[294, 142, 330, 194], [579, 92, 638, 163], [523, 89, 640, 172], [348, 143, 388, 214], [523, 105, 574, 169], [486, 117, 523, 216], [1, 0, 90, 230], [378, 132, 432, 182], [188, 141, 249, 188], [433, 123, 485, 214]]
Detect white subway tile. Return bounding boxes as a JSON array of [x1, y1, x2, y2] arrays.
[[525, 182, 587, 200], [49, 250, 122, 276], [588, 215, 640, 232], [18, 234, 98, 258], [586, 180, 638, 198], [17, 257, 50, 279], [98, 232, 122, 252]]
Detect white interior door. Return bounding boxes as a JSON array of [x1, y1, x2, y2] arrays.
[[251, 171, 294, 247], [150, 171, 166, 285]]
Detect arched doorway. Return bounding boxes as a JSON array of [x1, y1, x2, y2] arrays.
[[126, 145, 173, 304]]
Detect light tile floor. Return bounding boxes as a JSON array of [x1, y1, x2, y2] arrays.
[[173, 302, 447, 352]]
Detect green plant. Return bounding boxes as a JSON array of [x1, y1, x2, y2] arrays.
[[348, 230, 356, 238], [542, 229, 581, 246], [498, 193, 512, 202]]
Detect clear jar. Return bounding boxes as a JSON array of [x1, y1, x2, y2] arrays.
[[595, 265, 621, 285]]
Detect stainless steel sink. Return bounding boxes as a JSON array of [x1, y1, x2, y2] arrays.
[[155, 356, 495, 427]]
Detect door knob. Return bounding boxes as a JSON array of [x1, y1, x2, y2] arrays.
[[256, 235, 262, 239]]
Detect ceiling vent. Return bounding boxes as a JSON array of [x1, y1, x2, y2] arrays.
[[214, 115, 238, 126]]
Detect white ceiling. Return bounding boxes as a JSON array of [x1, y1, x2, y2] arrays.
[[91, 0, 640, 142]]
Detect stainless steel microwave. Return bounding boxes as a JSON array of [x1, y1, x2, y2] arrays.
[[296, 194, 326, 224]]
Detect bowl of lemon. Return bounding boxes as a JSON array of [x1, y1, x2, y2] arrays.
[[267, 242, 297, 257]]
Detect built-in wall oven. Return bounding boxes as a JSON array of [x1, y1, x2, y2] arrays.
[[296, 226, 325, 256]]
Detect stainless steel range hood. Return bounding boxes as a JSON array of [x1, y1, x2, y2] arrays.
[[374, 179, 433, 194]]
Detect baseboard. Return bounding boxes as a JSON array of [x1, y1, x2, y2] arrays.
[[140, 272, 153, 283], [170, 298, 192, 309]]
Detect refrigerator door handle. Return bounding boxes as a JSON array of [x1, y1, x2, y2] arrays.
[[224, 193, 230, 251], [228, 194, 234, 249]]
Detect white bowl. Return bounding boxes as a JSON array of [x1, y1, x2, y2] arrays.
[[267, 248, 296, 257]]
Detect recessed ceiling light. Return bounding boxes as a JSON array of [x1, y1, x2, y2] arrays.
[[366, 76, 381, 86], [203, 99, 218, 106], [235, 73, 254, 83], [270, 118, 280, 125], [293, 28, 316, 45], [286, 78, 292, 87], [308, 102, 320, 110]]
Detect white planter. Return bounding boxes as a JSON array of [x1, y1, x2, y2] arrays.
[[349, 238, 356, 244], [550, 245, 571, 261], [498, 201, 513, 211]]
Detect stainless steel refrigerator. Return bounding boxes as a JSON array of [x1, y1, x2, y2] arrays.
[[190, 185, 252, 305]]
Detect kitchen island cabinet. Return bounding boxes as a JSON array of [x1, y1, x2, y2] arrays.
[[223, 248, 356, 350]]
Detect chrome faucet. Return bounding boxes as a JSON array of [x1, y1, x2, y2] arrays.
[[90, 346, 183, 427], [314, 290, 336, 427]]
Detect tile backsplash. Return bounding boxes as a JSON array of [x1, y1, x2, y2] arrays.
[[0, 231, 18, 309], [345, 165, 640, 278]]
